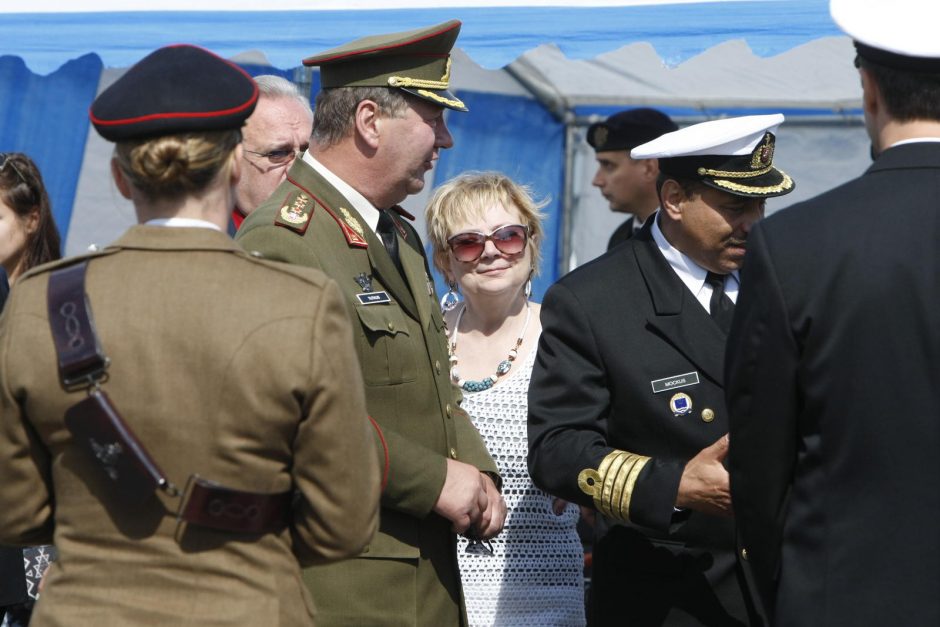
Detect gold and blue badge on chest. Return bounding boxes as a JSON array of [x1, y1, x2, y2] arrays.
[[650, 370, 716, 422]]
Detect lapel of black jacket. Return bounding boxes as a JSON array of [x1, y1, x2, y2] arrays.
[[632, 223, 727, 387]]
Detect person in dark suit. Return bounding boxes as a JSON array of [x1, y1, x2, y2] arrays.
[[725, 2, 940, 625], [236, 21, 505, 626], [529, 115, 794, 627], [587, 108, 678, 250]]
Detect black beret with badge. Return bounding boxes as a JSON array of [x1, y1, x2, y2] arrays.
[[302, 20, 468, 112], [632, 113, 794, 198], [90, 44, 259, 142], [587, 108, 678, 153], [831, 0, 940, 72]]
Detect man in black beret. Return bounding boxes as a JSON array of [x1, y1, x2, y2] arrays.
[[587, 108, 678, 250]]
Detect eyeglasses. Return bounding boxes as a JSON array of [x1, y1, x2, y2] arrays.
[[244, 148, 305, 165], [0, 153, 27, 186], [447, 224, 528, 262]]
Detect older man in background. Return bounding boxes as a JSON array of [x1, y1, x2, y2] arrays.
[[231, 74, 313, 231]]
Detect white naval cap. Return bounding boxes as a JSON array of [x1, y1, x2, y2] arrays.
[[831, 0, 940, 69], [631, 114, 794, 198]]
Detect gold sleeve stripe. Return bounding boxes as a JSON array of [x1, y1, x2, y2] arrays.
[[616, 454, 650, 522], [599, 452, 630, 517], [578, 449, 651, 523]]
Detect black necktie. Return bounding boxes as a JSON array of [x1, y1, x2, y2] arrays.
[[376, 210, 404, 276], [705, 271, 735, 334]]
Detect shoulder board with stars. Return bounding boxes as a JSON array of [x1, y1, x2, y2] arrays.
[[274, 188, 314, 234]]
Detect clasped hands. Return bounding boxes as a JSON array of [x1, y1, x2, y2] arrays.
[[433, 458, 506, 539]]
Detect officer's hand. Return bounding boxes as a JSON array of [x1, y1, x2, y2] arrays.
[[474, 473, 506, 539], [433, 458, 488, 534], [675, 434, 732, 517]]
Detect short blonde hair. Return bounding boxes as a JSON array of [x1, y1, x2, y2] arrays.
[[425, 171, 547, 278]]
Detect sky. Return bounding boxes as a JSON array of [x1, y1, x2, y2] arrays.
[[4, 0, 758, 13]]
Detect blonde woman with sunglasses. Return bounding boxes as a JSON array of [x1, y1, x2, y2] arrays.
[[426, 171, 585, 627]]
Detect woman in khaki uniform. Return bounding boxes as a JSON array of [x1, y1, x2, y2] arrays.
[[0, 44, 381, 626]]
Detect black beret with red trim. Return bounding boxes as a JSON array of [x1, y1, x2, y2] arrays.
[[90, 44, 259, 142]]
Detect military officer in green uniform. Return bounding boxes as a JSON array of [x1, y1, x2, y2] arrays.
[[236, 20, 506, 626]]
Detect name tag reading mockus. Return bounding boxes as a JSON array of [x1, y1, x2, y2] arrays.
[[356, 291, 391, 305], [650, 371, 700, 394]]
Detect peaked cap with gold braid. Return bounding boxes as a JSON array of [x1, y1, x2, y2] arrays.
[[302, 20, 468, 112]]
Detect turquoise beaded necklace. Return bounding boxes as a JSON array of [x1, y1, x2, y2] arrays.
[[448, 302, 532, 393]]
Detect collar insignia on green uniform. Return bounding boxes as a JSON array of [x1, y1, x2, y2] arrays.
[[275, 190, 313, 234], [340, 207, 365, 238], [322, 205, 368, 248]]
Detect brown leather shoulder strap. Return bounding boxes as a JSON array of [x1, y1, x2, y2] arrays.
[[47, 261, 110, 390]]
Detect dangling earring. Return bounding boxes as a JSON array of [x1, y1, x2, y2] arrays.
[[440, 281, 460, 312]]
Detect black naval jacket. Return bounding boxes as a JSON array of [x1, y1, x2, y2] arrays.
[[529, 221, 752, 625], [726, 142, 940, 627]]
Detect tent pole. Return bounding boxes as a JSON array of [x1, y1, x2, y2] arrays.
[[561, 118, 578, 277]]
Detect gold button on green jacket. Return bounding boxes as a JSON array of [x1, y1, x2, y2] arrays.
[[0, 226, 381, 626], [237, 159, 500, 626]]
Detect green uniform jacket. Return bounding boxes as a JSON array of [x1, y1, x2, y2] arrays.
[[237, 159, 499, 626], [0, 226, 381, 626]]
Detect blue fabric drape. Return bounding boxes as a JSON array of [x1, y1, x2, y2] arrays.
[[0, 53, 103, 248]]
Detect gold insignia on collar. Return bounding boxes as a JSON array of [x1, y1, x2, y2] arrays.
[[279, 194, 310, 225], [339, 207, 364, 237]]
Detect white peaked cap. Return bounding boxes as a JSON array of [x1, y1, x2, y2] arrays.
[[831, 0, 940, 60], [631, 114, 784, 160]]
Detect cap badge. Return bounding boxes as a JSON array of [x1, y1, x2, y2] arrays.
[[339, 207, 365, 237], [669, 392, 693, 416], [750, 132, 775, 170], [279, 194, 310, 225], [592, 126, 609, 150]]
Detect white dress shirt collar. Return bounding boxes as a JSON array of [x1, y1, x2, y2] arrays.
[[144, 217, 222, 231], [651, 212, 740, 311], [303, 152, 381, 233]]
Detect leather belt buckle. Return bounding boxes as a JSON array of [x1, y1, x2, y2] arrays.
[[177, 475, 292, 535]]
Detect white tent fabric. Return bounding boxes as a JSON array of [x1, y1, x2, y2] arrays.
[[0, 0, 869, 286]]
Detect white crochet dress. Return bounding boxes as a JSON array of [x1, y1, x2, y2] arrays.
[[457, 339, 586, 627]]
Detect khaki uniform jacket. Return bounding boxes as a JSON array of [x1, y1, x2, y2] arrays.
[[0, 226, 380, 626], [237, 159, 499, 626]]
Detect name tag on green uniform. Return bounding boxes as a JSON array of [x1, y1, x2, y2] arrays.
[[357, 291, 391, 305], [650, 371, 699, 394]]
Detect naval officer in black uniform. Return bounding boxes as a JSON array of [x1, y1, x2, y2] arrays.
[[529, 115, 795, 626]]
